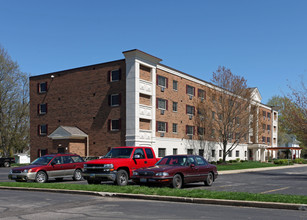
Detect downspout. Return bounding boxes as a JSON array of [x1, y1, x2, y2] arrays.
[[86, 135, 89, 157]]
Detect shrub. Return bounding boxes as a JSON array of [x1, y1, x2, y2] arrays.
[[293, 158, 307, 164], [273, 159, 293, 165], [236, 158, 240, 162]]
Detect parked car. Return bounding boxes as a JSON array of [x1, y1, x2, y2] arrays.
[[132, 155, 218, 188], [82, 146, 159, 185], [0, 157, 15, 167], [8, 153, 85, 183]]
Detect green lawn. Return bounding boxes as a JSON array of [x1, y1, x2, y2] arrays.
[[216, 161, 285, 171], [0, 182, 306, 205]]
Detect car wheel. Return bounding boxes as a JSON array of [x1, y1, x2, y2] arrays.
[[4, 162, 10, 167], [72, 169, 83, 181], [204, 172, 214, 186], [35, 171, 48, 183], [87, 179, 100, 184], [172, 174, 183, 189], [115, 170, 128, 186]]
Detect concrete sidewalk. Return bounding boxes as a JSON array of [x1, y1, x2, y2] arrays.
[[218, 163, 307, 175]]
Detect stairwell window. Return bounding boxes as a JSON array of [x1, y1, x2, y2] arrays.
[[38, 124, 48, 136], [110, 69, 121, 82], [38, 104, 47, 115], [38, 82, 47, 93]]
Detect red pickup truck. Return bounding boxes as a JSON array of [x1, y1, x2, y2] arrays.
[[82, 146, 159, 186]]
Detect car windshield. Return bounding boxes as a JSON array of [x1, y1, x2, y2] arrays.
[[104, 148, 133, 158], [31, 156, 54, 165], [156, 156, 187, 166]]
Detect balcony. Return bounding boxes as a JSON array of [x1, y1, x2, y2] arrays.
[[139, 104, 152, 120], [139, 79, 152, 95]]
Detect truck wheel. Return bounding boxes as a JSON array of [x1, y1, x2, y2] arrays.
[[115, 170, 128, 186], [4, 162, 10, 167], [35, 171, 48, 183]]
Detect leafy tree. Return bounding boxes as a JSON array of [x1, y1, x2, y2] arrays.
[[195, 66, 253, 162], [0, 46, 29, 157]]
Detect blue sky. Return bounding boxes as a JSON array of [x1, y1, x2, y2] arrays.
[[1, 0, 306, 104]]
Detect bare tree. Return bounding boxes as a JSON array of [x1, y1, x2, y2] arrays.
[[0, 46, 29, 157], [284, 78, 307, 149], [195, 66, 253, 162]]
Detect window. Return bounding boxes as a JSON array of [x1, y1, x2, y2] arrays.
[[236, 150, 240, 157], [199, 149, 204, 156], [173, 102, 178, 112], [110, 119, 121, 131], [263, 111, 266, 120], [186, 105, 195, 115], [157, 75, 167, 88], [173, 148, 178, 155], [110, 69, 121, 82], [145, 148, 154, 159], [262, 136, 266, 143], [38, 82, 47, 93], [172, 123, 178, 133], [158, 148, 166, 157], [187, 149, 193, 155], [38, 103, 47, 115], [134, 148, 145, 159], [186, 85, 195, 96], [196, 156, 208, 165], [157, 98, 167, 110], [212, 111, 216, 120], [245, 151, 247, 157], [229, 150, 232, 157], [219, 150, 222, 157], [212, 94, 216, 103], [267, 125, 271, 131], [262, 124, 266, 130], [198, 89, 205, 99], [173, 80, 178, 91], [267, 137, 271, 143], [38, 124, 48, 136], [198, 127, 205, 135], [157, 121, 167, 132], [109, 94, 120, 106], [267, 112, 271, 120], [186, 125, 194, 135], [212, 150, 216, 157]]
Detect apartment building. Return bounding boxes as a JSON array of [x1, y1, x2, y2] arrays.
[[29, 49, 278, 161]]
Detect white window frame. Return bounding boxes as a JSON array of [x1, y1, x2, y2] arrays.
[[173, 102, 178, 112], [173, 123, 178, 133], [187, 85, 194, 96], [173, 80, 178, 91], [158, 98, 166, 110], [187, 105, 194, 115], [158, 75, 167, 88], [158, 121, 166, 133], [187, 126, 194, 136]]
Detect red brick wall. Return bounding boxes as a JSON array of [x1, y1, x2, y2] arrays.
[[29, 60, 126, 160]]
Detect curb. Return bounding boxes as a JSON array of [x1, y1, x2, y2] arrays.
[[219, 164, 307, 175], [1, 186, 306, 211]]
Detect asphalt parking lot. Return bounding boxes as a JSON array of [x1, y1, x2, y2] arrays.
[[1, 165, 307, 195]]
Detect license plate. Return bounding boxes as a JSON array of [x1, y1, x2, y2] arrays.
[[140, 178, 147, 183]]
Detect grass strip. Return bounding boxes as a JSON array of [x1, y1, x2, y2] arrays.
[[216, 161, 286, 171], [0, 182, 306, 205]]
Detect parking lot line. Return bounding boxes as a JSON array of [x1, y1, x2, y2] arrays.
[[260, 187, 290, 194]]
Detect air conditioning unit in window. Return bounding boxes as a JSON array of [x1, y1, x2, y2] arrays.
[[160, 109, 165, 115], [160, 133, 165, 137], [161, 87, 165, 92], [201, 97, 204, 103], [189, 115, 193, 120], [189, 95, 193, 100]]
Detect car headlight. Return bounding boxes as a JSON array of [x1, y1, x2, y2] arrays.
[[22, 169, 28, 173], [133, 171, 138, 176], [155, 172, 169, 176], [9, 170, 13, 174], [104, 164, 114, 168]]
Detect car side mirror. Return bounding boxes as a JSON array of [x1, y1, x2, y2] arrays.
[[190, 163, 195, 168], [133, 154, 141, 159], [51, 161, 56, 166]]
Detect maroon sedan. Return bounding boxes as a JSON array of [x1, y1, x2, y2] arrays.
[[132, 155, 218, 188]]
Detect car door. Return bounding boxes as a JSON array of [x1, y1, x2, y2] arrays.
[[144, 148, 157, 167], [49, 156, 65, 178], [184, 156, 199, 183], [132, 148, 147, 170], [62, 156, 75, 176], [195, 156, 210, 181]]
